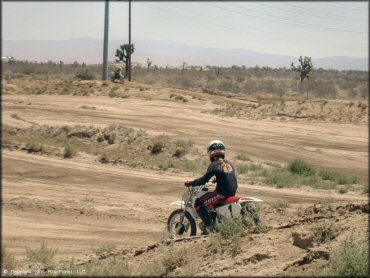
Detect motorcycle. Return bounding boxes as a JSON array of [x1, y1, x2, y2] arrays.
[[167, 184, 263, 239]]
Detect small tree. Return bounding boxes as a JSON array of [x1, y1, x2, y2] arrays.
[[115, 44, 135, 78], [181, 62, 186, 75], [146, 58, 152, 71], [291, 55, 313, 99]]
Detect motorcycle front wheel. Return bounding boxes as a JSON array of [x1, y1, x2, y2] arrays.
[[167, 209, 196, 239]]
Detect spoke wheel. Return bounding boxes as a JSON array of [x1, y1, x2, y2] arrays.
[[167, 209, 196, 239]]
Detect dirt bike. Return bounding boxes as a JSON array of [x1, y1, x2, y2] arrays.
[[167, 184, 263, 239]]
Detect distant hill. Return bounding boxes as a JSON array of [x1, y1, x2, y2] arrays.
[[2, 38, 368, 71]]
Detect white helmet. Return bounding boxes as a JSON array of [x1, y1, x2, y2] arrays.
[[207, 139, 226, 159]]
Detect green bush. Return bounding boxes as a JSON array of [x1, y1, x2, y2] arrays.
[[216, 217, 245, 240], [319, 169, 359, 185], [288, 158, 316, 176], [265, 170, 296, 188], [325, 235, 368, 277]]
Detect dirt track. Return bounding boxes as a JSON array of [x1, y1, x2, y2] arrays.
[[3, 93, 368, 179], [2, 83, 368, 271]]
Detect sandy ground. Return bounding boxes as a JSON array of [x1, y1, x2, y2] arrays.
[[2, 82, 368, 275]]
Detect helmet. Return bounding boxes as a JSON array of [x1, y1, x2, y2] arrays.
[[207, 140, 225, 159]]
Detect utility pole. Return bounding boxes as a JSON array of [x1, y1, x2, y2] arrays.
[[128, 0, 132, 81], [102, 0, 109, 80]]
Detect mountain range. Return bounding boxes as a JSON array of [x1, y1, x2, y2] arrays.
[[2, 38, 368, 71]]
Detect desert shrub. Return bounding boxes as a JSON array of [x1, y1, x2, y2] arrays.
[[91, 242, 116, 256], [265, 170, 296, 188], [265, 161, 282, 168], [1, 246, 18, 271], [100, 151, 115, 163], [310, 79, 337, 98], [11, 113, 20, 120], [319, 169, 359, 184], [25, 140, 43, 153], [236, 153, 250, 161], [25, 241, 58, 268], [216, 217, 245, 240], [173, 148, 187, 158], [83, 257, 131, 276], [252, 223, 270, 234], [210, 217, 244, 255], [74, 70, 95, 80], [325, 235, 368, 277], [271, 200, 290, 211], [312, 223, 338, 244], [338, 186, 349, 194], [238, 164, 249, 174], [161, 247, 189, 274], [63, 144, 76, 158], [302, 175, 335, 190], [151, 141, 165, 155], [288, 158, 316, 176], [362, 183, 369, 194], [175, 139, 191, 148]]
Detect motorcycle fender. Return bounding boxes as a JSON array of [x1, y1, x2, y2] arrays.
[[170, 201, 199, 220], [239, 197, 263, 203], [170, 200, 185, 207]]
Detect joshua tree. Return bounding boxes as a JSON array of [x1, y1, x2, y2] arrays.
[[181, 62, 186, 75], [291, 55, 313, 98], [146, 58, 152, 71], [154, 65, 158, 71], [216, 67, 223, 78], [115, 44, 135, 78]]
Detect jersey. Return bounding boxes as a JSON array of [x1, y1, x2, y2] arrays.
[[191, 159, 238, 196]]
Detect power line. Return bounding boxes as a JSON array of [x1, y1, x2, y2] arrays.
[[258, 3, 365, 23], [165, 3, 365, 50], [222, 3, 366, 34], [286, 3, 366, 20], [146, 4, 365, 53], [316, 2, 368, 11]]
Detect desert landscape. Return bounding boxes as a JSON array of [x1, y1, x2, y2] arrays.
[[1, 61, 368, 277]]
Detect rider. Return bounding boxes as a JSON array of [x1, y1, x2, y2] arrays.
[[184, 139, 238, 235]]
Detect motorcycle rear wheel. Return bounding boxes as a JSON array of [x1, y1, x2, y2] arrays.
[[167, 209, 196, 239]]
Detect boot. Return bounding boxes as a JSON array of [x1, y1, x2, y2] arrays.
[[197, 206, 213, 235]]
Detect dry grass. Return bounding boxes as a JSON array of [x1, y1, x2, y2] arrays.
[[25, 241, 58, 269]]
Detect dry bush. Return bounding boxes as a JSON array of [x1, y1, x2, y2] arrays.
[[1, 246, 18, 271], [324, 234, 368, 277], [63, 144, 76, 158], [83, 257, 131, 276], [25, 241, 58, 269], [271, 200, 290, 211], [91, 242, 117, 256], [311, 222, 338, 244]]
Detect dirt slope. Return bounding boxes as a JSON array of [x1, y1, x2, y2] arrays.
[[2, 79, 368, 276]]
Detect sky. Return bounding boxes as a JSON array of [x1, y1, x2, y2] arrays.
[[2, 1, 368, 58]]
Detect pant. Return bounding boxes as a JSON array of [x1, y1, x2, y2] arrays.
[[195, 189, 227, 226]]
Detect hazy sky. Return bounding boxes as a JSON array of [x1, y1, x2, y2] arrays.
[[2, 1, 368, 58]]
